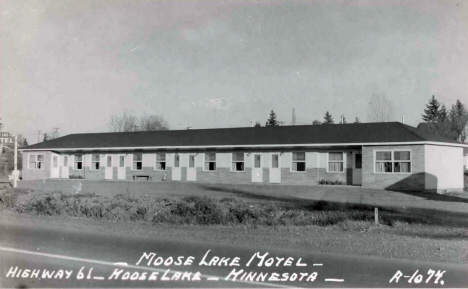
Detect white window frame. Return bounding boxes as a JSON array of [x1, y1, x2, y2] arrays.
[[28, 154, 45, 170], [231, 152, 245, 172], [174, 154, 180, 168], [327, 152, 345, 173], [291, 152, 306, 172], [271, 153, 280, 169], [132, 153, 143, 171], [155, 153, 166, 171], [91, 154, 100, 170], [374, 149, 412, 174], [74, 155, 83, 170], [204, 152, 217, 171], [188, 155, 195, 168], [119, 155, 125, 168], [106, 155, 112, 167], [63, 155, 68, 167]]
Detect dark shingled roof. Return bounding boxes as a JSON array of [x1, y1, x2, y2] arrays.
[[23, 122, 465, 150]]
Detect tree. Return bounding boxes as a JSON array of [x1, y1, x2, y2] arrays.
[[354, 117, 361, 123], [367, 93, 395, 122], [43, 133, 49, 142], [421, 95, 441, 122], [449, 99, 468, 142], [312, 120, 322, 125], [109, 110, 138, 132], [23, 139, 29, 147], [139, 114, 169, 131], [323, 111, 334, 124], [341, 116, 347, 124], [265, 110, 279, 126], [0, 118, 3, 131], [438, 104, 448, 122], [254, 122, 262, 127]]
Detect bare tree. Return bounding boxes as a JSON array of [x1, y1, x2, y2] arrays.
[[367, 93, 395, 122], [139, 114, 169, 131], [109, 111, 138, 132]]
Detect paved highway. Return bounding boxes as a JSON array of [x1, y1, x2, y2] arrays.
[[0, 217, 467, 288]]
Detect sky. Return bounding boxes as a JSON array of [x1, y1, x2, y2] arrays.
[[1, 0, 467, 144]]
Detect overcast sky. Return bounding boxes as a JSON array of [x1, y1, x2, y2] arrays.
[[1, 0, 467, 144]]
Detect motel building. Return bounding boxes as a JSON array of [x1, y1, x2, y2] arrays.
[[21, 122, 468, 193]]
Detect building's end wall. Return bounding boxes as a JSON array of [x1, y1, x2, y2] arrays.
[[361, 145, 425, 191], [22, 151, 52, 180], [425, 145, 464, 193]]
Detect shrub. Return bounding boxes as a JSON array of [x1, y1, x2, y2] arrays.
[[69, 175, 84, 179], [0, 191, 17, 208]]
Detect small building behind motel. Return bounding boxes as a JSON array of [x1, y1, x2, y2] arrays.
[[21, 122, 468, 193]]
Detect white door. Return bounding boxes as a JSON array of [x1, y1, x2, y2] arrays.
[[61, 155, 69, 179], [252, 154, 263, 183], [51, 155, 60, 178], [352, 153, 362, 185], [187, 155, 196, 181], [269, 153, 281, 183], [172, 154, 181, 181], [105, 155, 113, 180], [117, 155, 126, 180]]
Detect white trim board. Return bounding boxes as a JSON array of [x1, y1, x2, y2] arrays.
[[20, 141, 468, 152]]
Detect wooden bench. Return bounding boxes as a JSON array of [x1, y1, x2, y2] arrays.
[[133, 175, 152, 181]]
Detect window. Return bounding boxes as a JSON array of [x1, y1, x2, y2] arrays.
[[189, 155, 195, 168], [63, 156, 68, 167], [53, 156, 58, 168], [119, 156, 125, 168], [254, 154, 261, 168], [292, 152, 306, 172], [232, 152, 244, 171], [133, 154, 142, 170], [204, 153, 216, 171], [272, 154, 279, 168], [91, 154, 100, 170], [155, 153, 166, 170], [328, 152, 344, 172], [74, 155, 83, 170], [355, 154, 362, 169], [28, 154, 44, 170], [375, 151, 411, 173], [174, 154, 180, 168], [107, 156, 112, 167]]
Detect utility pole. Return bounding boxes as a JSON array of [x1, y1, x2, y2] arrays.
[[292, 108, 296, 126], [37, 130, 42, 142], [13, 134, 17, 188], [53, 127, 60, 138]]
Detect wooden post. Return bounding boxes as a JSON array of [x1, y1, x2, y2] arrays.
[[374, 207, 379, 225], [13, 135, 17, 188]]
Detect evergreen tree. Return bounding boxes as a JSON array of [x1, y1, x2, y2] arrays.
[[265, 110, 279, 126], [254, 122, 261, 127], [43, 133, 49, 142], [438, 104, 448, 121], [450, 99, 468, 142], [354, 117, 361, 123], [323, 111, 334, 124], [342, 116, 347, 124], [422, 95, 441, 122], [23, 139, 28, 146]]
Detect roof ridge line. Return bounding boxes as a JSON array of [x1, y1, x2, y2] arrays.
[[396, 122, 426, 141]]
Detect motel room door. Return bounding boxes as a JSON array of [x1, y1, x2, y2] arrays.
[[269, 153, 281, 183], [186, 155, 196, 181], [352, 152, 362, 185], [252, 154, 263, 183], [50, 155, 60, 178], [105, 155, 113, 180], [172, 154, 181, 181], [61, 155, 69, 179], [117, 155, 126, 180]]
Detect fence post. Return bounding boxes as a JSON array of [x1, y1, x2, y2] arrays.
[[374, 207, 379, 225]]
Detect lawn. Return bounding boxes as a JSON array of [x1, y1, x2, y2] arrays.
[[17, 179, 468, 214]]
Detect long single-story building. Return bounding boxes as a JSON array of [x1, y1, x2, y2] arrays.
[[21, 122, 468, 193]]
